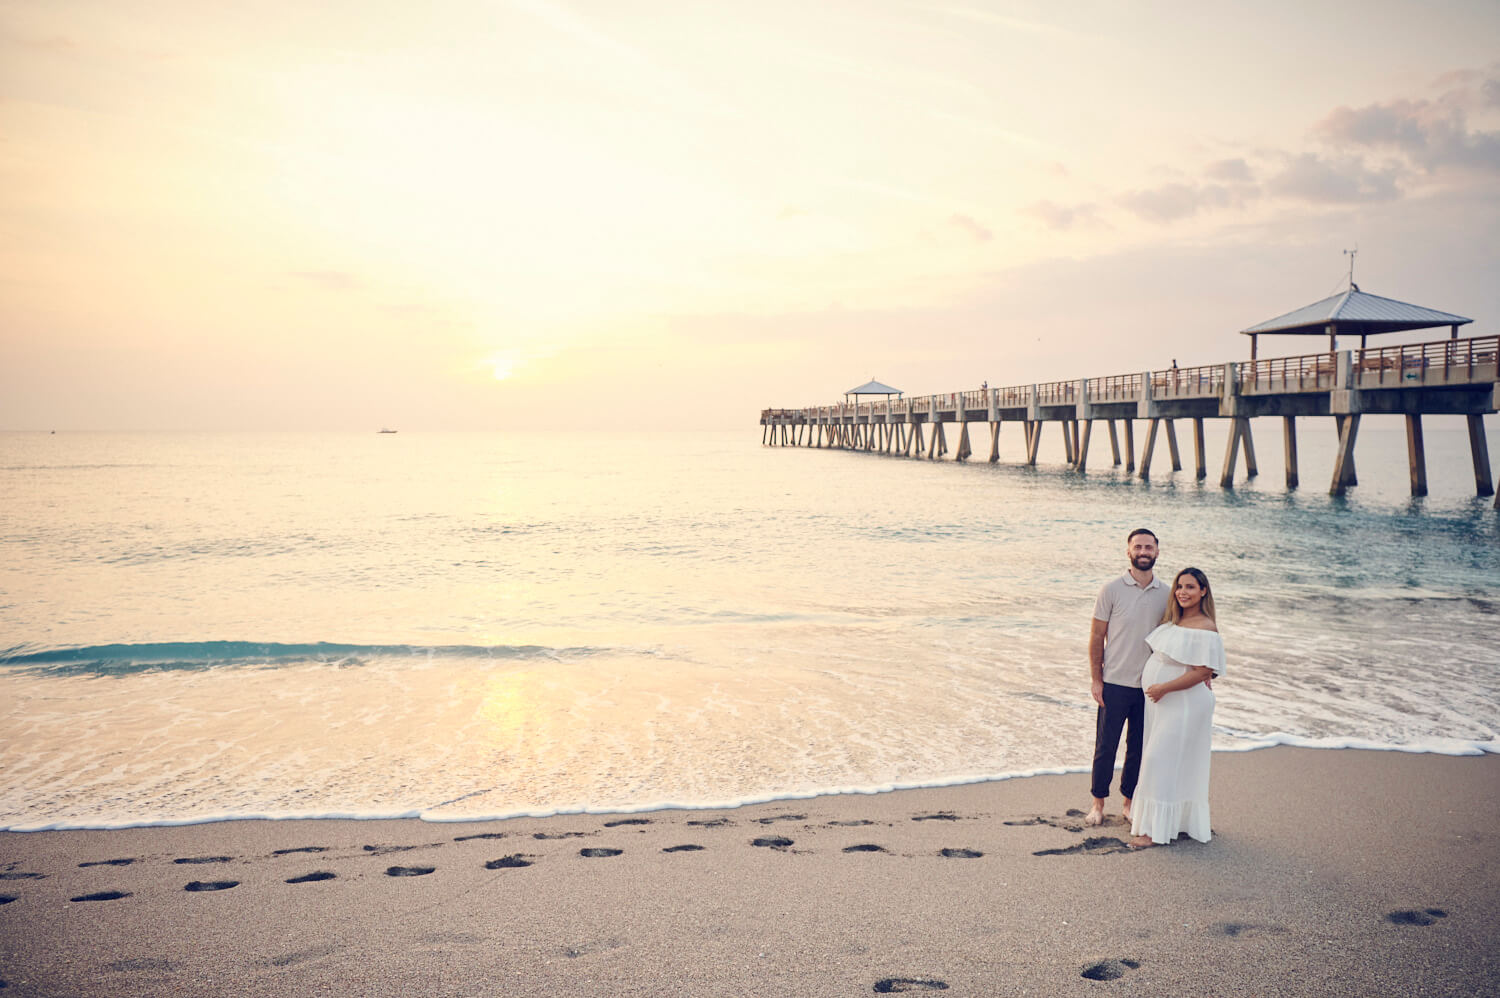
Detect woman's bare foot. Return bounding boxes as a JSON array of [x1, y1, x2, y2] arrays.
[[1128, 835, 1156, 849], [1121, 799, 1133, 823], [1085, 801, 1106, 826]]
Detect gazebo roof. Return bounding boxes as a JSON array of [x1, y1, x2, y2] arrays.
[[1241, 288, 1472, 337], [845, 379, 902, 395]]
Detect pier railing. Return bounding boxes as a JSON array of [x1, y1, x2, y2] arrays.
[[995, 385, 1030, 408], [764, 333, 1498, 425], [1034, 380, 1075, 405], [1152, 363, 1225, 399], [1356, 334, 1498, 387], [1087, 373, 1142, 402], [1241, 351, 1335, 393]]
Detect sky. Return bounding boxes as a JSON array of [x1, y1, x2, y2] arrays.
[[2, 0, 1498, 431]]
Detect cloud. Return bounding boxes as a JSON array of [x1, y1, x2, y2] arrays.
[[1205, 158, 1253, 183], [6, 32, 77, 53], [946, 213, 993, 243], [1265, 153, 1401, 203], [1117, 182, 1240, 223], [1314, 70, 1500, 173], [290, 270, 362, 290], [1089, 67, 1498, 228], [1023, 199, 1102, 231]]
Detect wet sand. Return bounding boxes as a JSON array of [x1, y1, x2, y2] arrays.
[[2, 746, 1496, 996]]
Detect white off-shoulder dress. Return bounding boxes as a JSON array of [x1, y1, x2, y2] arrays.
[[1130, 622, 1225, 844]]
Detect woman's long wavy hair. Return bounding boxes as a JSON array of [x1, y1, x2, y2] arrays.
[[1163, 566, 1216, 624]]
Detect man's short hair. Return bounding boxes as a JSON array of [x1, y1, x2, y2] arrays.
[[1127, 528, 1157, 544]]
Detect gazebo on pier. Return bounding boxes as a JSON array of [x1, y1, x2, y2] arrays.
[[844, 379, 903, 404], [1240, 286, 1472, 359]]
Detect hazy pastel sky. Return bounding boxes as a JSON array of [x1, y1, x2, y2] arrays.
[[3, 0, 1498, 430]]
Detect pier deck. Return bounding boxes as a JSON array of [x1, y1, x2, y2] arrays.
[[761, 334, 1499, 503]]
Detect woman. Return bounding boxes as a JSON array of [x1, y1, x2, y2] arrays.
[[1128, 567, 1225, 848]]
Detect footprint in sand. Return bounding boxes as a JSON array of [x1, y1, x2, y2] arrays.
[[603, 818, 651, 827], [0, 872, 45, 880], [829, 819, 876, 827], [0, 895, 17, 905], [751, 836, 793, 850], [184, 881, 238, 892], [1212, 922, 1287, 939], [1033, 837, 1131, 857], [912, 813, 962, 822], [174, 856, 232, 865], [939, 848, 983, 859], [687, 818, 732, 828], [70, 891, 131, 902], [485, 855, 534, 869], [79, 858, 136, 868], [286, 871, 337, 884], [663, 844, 705, 853], [1081, 958, 1140, 981], [1387, 908, 1448, 926], [385, 866, 435, 877], [756, 814, 805, 825], [1004, 815, 1084, 833], [273, 846, 330, 855], [579, 848, 623, 858], [873, 977, 949, 992], [260, 945, 340, 969], [363, 844, 421, 855], [454, 832, 508, 842], [843, 844, 888, 853], [534, 831, 592, 840]]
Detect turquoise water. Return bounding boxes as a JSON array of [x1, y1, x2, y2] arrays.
[[2, 426, 1497, 829]]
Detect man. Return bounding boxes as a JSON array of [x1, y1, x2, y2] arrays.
[[1085, 528, 1170, 827]]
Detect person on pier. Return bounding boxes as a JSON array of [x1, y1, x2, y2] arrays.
[[1085, 528, 1170, 827]]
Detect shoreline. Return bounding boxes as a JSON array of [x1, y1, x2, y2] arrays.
[[3, 745, 1497, 996], [5, 737, 1497, 833]]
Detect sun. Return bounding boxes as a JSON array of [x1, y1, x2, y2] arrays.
[[486, 351, 519, 382]]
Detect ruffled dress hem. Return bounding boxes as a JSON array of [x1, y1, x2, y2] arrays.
[[1130, 797, 1211, 844]]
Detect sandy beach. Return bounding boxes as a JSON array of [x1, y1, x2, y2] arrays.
[[2, 746, 1496, 997]]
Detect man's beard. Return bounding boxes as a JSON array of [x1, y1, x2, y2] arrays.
[[1133, 554, 1157, 571]]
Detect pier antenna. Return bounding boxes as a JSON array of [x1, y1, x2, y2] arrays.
[[1343, 247, 1358, 291]]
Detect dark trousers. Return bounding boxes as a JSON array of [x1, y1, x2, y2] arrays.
[[1091, 681, 1145, 801]]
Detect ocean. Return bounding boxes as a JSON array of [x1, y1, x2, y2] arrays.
[[2, 424, 1497, 831]]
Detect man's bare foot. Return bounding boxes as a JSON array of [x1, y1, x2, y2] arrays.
[[1121, 799, 1133, 823], [1084, 802, 1105, 827], [1128, 835, 1156, 849]]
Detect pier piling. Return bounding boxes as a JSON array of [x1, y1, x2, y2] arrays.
[[1331, 414, 1361, 496], [1469, 414, 1495, 496], [1140, 419, 1160, 481], [1283, 417, 1299, 490], [1406, 414, 1428, 496]]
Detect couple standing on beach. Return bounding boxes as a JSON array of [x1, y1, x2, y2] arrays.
[[1086, 528, 1225, 849]]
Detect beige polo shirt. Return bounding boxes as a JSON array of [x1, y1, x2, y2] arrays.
[[1092, 571, 1171, 688]]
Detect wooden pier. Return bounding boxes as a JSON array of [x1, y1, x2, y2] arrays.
[[760, 334, 1500, 506]]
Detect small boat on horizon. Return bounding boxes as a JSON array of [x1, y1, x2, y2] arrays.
[[378, 428, 398, 434]]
